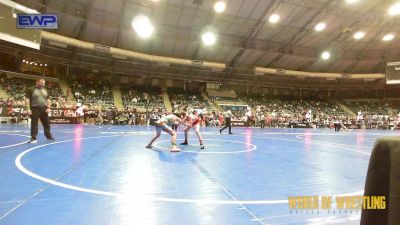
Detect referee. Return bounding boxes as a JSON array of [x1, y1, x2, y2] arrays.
[[25, 78, 55, 144], [219, 110, 233, 134]]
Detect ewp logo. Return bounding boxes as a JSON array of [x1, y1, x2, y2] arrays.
[[17, 14, 58, 29]]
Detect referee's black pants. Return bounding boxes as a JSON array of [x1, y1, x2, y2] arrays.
[[220, 117, 232, 134], [334, 123, 341, 131], [31, 107, 52, 139]]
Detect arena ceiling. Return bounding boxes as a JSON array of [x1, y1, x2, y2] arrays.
[[3, 0, 400, 88]]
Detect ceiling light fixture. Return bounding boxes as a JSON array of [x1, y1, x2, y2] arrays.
[[383, 34, 395, 41], [214, 1, 226, 13], [202, 31, 217, 46], [315, 22, 326, 32], [321, 51, 330, 60], [132, 15, 154, 39], [269, 14, 280, 24], [346, 0, 360, 4], [389, 2, 400, 16], [353, 31, 365, 40]]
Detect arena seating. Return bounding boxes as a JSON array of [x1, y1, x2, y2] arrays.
[[1, 72, 398, 129], [306, 100, 348, 117], [121, 85, 165, 112], [207, 89, 242, 104], [0, 77, 34, 100], [209, 96, 240, 103], [241, 94, 357, 128], [168, 88, 212, 113], [244, 95, 346, 117], [47, 81, 65, 100], [0, 76, 66, 107], [343, 101, 390, 116], [388, 99, 400, 113], [70, 79, 114, 110]]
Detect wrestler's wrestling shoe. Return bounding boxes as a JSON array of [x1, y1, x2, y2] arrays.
[[170, 146, 181, 152]]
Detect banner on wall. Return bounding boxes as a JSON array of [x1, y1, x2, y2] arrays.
[[231, 120, 248, 127], [49, 117, 78, 124]]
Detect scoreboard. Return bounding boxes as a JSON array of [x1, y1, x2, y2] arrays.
[[386, 62, 400, 84]]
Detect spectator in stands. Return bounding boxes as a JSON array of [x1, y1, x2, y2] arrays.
[[96, 111, 104, 125], [128, 111, 135, 125]]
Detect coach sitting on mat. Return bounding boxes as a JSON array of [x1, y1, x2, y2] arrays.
[[25, 78, 55, 144]]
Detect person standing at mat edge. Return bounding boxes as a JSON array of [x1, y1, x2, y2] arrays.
[[25, 78, 55, 144], [220, 110, 233, 134]]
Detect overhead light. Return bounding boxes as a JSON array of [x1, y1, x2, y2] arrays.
[[44, 64, 47, 66], [269, 14, 280, 24], [388, 2, 400, 16], [40, 64, 42, 66], [383, 34, 395, 41], [30, 62, 34, 64], [353, 31, 365, 40], [22, 60, 25, 62], [34, 63, 37, 65], [132, 15, 154, 39], [346, 0, 360, 4], [214, 1, 226, 13], [25, 61, 29, 64], [315, 22, 326, 32], [202, 31, 217, 46], [321, 51, 330, 60]]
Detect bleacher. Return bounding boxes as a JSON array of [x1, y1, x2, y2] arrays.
[[306, 100, 347, 117], [243, 95, 349, 120], [0, 76, 65, 106], [0, 77, 34, 100], [389, 99, 400, 114], [70, 79, 114, 110], [46, 81, 65, 100], [244, 95, 303, 115], [168, 88, 212, 113], [121, 85, 165, 112], [207, 89, 243, 104], [343, 101, 390, 116]]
